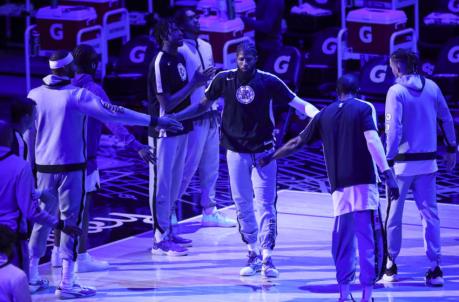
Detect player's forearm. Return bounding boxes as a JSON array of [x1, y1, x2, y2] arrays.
[[289, 97, 319, 118], [271, 136, 304, 161], [162, 81, 198, 113], [172, 100, 212, 121], [364, 130, 390, 172]]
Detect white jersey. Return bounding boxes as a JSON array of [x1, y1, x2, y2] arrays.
[[27, 74, 150, 168], [178, 38, 217, 110]]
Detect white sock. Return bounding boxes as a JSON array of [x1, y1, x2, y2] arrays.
[[29, 257, 40, 282], [154, 230, 168, 242], [247, 243, 259, 254], [203, 207, 217, 215], [362, 285, 373, 301], [386, 258, 394, 269], [339, 284, 350, 299], [61, 259, 75, 288], [262, 249, 272, 260]]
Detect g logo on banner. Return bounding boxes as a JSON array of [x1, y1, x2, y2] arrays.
[[177, 63, 187, 81], [359, 26, 372, 44], [448, 0, 459, 13], [447, 46, 459, 63], [50, 23, 63, 40], [370, 65, 387, 83], [322, 37, 337, 55], [129, 46, 147, 63], [236, 85, 255, 104], [274, 56, 291, 74]]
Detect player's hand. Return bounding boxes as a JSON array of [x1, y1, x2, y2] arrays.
[[192, 66, 216, 86], [443, 152, 456, 172], [157, 116, 183, 132], [138, 146, 155, 164], [383, 169, 399, 201], [257, 151, 275, 168]]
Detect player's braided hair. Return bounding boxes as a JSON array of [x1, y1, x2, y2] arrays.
[[390, 48, 420, 75], [73, 44, 98, 74], [236, 41, 257, 57]]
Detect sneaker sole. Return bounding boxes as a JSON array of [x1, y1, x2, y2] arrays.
[[426, 278, 444, 287], [151, 248, 188, 257], [55, 290, 96, 300], [262, 271, 279, 278], [382, 274, 398, 282]]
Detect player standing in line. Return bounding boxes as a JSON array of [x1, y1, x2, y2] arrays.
[[26, 50, 181, 299], [258, 74, 399, 301], [147, 18, 214, 256], [174, 8, 236, 227], [168, 41, 319, 278], [383, 49, 457, 286]]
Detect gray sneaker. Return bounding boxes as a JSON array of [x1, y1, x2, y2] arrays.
[[240, 251, 262, 276], [151, 239, 188, 256], [202, 211, 237, 227], [261, 257, 279, 278], [55, 283, 96, 300]]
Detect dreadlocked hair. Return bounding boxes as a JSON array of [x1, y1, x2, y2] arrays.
[[236, 41, 257, 57], [154, 18, 174, 46], [73, 44, 98, 74], [390, 48, 420, 75]]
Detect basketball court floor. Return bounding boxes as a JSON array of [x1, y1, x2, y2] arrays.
[[32, 190, 459, 302]]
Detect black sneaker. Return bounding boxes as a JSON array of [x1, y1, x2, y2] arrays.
[[239, 251, 262, 276], [425, 266, 444, 287], [382, 263, 398, 282], [171, 234, 193, 247]]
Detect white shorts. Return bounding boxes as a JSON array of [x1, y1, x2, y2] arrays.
[[85, 169, 100, 192]]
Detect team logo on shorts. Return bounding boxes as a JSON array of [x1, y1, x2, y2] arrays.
[[236, 85, 255, 104], [177, 63, 187, 81]]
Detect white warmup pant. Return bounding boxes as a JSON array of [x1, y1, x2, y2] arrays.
[[176, 113, 220, 211], [29, 170, 86, 261], [226, 149, 277, 250], [149, 134, 188, 241], [382, 172, 441, 264]]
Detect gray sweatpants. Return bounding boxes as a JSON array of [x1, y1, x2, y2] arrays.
[[149, 134, 188, 241], [226, 149, 277, 250], [332, 210, 384, 286], [176, 114, 220, 211], [28, 170, 86, 261], [383, 172, 441, 264]]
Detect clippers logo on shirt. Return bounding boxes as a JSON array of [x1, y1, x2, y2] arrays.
[[177, 63, 187, 81], [236, 85, 255, 104]]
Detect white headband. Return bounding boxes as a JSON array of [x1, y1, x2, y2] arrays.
[[49, 53, 74, 69]]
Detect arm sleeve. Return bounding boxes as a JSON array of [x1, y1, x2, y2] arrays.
[[361, 102, 378, 132], [299, 112, 322, 145], [75, 88, 150, 126], [93, 85, 145, 151], [16, 164, 57, 228], [364, 130, 390, 172], [153, 54, 170, 95], [436, 84, 457, 152], [205, 72, 225, 101], [385, 87, 403, 161]]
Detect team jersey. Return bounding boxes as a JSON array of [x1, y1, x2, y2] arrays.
[[148, 50, 193, 137], [300, 97, 379, 193], [205, 69, 295, 153]]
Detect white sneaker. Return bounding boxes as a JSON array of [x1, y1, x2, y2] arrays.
[[202, 211, 237, 227], [55, 283, 96, 300], [51, 246, 62, 268], [75, 253, 109, 273]]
